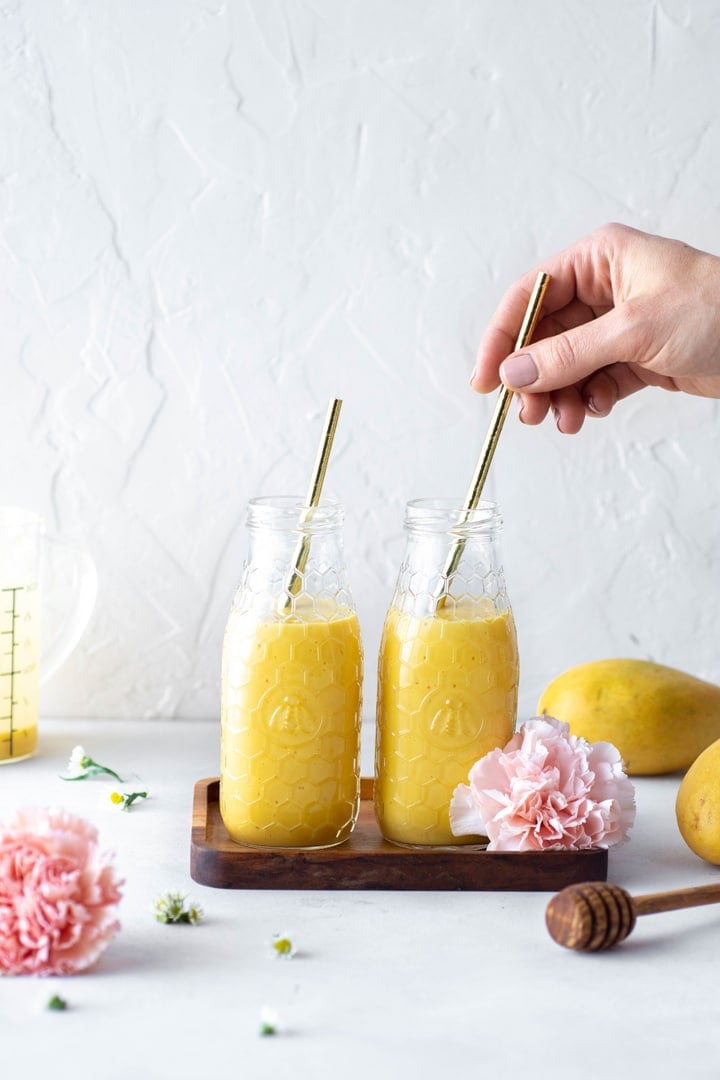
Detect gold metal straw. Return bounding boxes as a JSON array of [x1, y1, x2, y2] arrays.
[[281, 397, 343, 612], [435, 270, 550, 606]]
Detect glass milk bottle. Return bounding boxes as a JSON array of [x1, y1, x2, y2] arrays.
[[375, 499, 518, 847], [220, 496, 363, 849]]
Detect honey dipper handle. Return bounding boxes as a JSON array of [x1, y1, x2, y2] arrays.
[[634, 882, 720, 918]]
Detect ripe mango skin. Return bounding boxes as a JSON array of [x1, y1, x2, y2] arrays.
[[537, 659, 720, 776], [676, 738, 720, 864]]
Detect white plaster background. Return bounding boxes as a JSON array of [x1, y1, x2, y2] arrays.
[[1, 0, 718, 724]]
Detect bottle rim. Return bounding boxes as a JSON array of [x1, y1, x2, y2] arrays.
[[404, 497, 501, 534], [246, 495, 345, 532]]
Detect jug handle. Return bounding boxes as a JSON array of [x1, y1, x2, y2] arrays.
[[41, 537, 98, 685]]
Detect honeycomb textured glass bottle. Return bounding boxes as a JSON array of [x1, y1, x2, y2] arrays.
[[220, 497, 363, 849], [375, 499, 518, 847]]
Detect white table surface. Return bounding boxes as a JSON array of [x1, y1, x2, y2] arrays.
[[1, 718, 719, 1080]]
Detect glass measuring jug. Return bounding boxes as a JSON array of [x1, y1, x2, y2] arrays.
[[220, 496, 363, 849], [375, 498, 519, 846], [0, 507, 97, 763]]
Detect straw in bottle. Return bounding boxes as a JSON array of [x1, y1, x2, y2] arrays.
[[280, 397, 343, 613], [435, 271, 550, 606]]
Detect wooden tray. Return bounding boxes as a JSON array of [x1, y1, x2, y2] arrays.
[[190, 778, 608, 891]]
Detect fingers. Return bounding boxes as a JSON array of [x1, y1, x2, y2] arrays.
[[582, 369, 621, 417], [470, 274, 572, 393], [517, 364, 650, 433], [471, 225, 626, 393], [550, 387, 587, 434], [517, 386, 588, 433], [496, 304, 651, 395], [516, 391, 550, 427]]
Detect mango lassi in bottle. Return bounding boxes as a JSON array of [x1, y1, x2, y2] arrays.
[[375, 499, 518, 846], [220, 497, 363, 849]]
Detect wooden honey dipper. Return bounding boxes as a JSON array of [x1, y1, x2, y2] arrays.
[[546, 880, 720, 951]]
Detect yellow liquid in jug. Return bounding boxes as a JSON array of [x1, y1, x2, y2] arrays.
[[0, 583, 40, 763], [220, 602, 363, 848], [375, 601, 518, 846]]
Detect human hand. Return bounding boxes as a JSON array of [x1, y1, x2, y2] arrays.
[[471, 223, 720, 433]]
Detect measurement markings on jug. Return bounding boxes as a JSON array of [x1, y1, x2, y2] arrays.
[[0, 586, 21, 755]]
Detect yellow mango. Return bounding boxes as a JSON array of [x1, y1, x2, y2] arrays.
[[537, 659, 720, 776], [676, 738, 720, 864]]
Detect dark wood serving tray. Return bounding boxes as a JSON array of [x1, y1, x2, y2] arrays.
[[190, 777, 608, 891]]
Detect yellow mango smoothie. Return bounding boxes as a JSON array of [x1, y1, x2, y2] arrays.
[[220, 602, 363, 848], [375, 601, 518, 846]]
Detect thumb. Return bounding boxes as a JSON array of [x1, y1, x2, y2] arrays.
[[499, 307, 639, 393]]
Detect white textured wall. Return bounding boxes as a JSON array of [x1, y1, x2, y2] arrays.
[[1, 0, 719, 723]]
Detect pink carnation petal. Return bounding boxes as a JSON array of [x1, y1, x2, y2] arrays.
[[448, 783, 488, 836]]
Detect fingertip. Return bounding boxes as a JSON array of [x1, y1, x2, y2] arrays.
[[473, 325, 518, 393], [554, 412, 586, 435], [550, 388, 587, 434], [585, 397, 611, 418], [469, 360, 500, 394], [515, 391, 550, 426], [582, 370, 620, 417]]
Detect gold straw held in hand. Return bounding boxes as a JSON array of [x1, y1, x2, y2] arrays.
[[281, 398, 343, 612], [436, 271, 550, 605]]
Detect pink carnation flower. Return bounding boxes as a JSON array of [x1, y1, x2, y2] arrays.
[[450, 716, 635, 852], [0, 807, 123, 976]]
